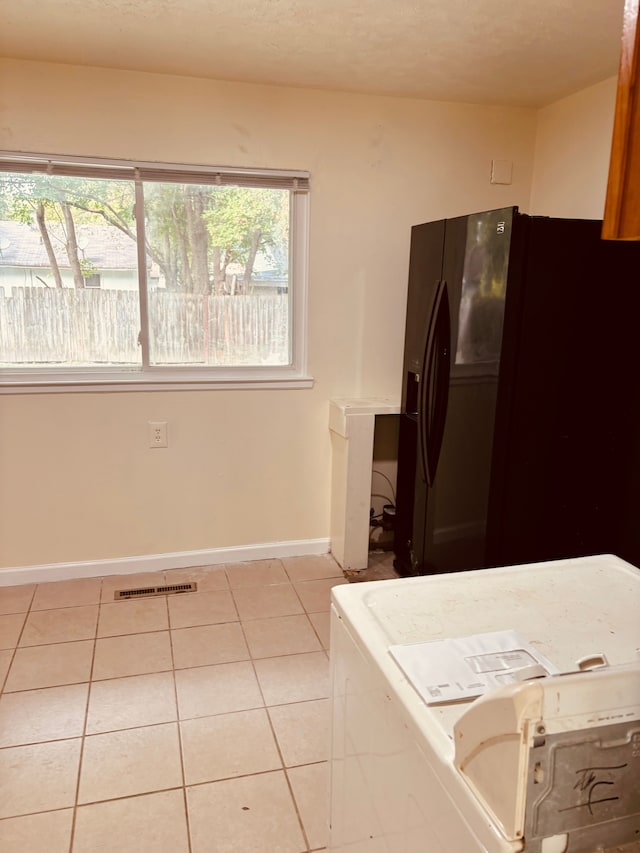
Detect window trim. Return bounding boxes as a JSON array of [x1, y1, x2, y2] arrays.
[[0, 151, 311, 190], [0, 151, 312, 393]]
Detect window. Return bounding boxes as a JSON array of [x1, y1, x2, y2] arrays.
[[0, 153, 310, 390]]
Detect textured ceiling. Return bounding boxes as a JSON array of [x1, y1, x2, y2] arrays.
[[0, 0, 626, 107]]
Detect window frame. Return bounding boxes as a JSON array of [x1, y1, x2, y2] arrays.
[[0, 152, 312, 393]]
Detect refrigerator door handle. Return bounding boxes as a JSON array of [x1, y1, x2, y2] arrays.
[[419, 279, 451, 486]]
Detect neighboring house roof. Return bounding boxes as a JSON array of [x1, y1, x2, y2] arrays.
[[0, 220, 140, 271]]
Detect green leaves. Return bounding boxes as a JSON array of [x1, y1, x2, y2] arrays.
[[2, 171, 290, 295], [144, 183, 288, 293]]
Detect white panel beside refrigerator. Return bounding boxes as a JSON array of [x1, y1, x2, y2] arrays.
[[328, 554, 640, 852]]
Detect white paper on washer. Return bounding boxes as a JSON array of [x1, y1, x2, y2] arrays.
[[389, 629, 559, 705]]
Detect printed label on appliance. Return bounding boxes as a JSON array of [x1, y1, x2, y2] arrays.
[[388, 629, 559, 705]]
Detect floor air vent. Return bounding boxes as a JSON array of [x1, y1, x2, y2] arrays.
[[114, 582, 197, 600]]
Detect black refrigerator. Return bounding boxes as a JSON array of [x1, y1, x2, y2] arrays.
[[393, 206, 640, 576]]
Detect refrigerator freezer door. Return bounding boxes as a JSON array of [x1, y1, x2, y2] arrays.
[[400, 220, 446, 387], [395, 219, 446, 574], [419, 278, 451, 487], [394, 208, 517, 576], [420, 208, 515, 573]]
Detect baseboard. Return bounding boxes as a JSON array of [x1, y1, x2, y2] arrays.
[[0, 538, 331, 587]]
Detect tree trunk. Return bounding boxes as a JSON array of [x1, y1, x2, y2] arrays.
[[185, 188, 210, 294], [172, 204, 193, 291], [221, 253, 230, 283], [244, 229, 262, 293], [161, 234, 179, 291], [35, 203, 64, 289], [61, 202, 85, 289], [211, 247, 225, 294]]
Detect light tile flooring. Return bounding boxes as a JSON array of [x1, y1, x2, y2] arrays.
[[0, 554, 351, 853]]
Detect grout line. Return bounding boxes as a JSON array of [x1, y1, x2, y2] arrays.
[[165, 593, 175, 668], [167, 573, 194, 853], [68, 575, 102, 853], [77, 714, 187, 740], [27, 599, 105, 614], [170, 652, 252, 670], [0, 584, 51, 696], [2, 636, 327, 695], [237, 617, 267, 713], [167, 699, 263, 724], [64, 783, 186, 811], [269, 737, 314, 852], [0, 717, 194, 751], [0, 805, 76, 824], [14, 604, 100, 651], [48, 762, 329, 811], [289, 579, 311, 619], [27, 579, 103, 614], [7, 633, 100, 651], [69, 728, 189, 833], [179, 764, 309, 790], [0, 646, 18, 696], [2, 607, 32, 662], [285, 760, 331, 853], [306, 612, 329, 652], [0, 558, 337, 848], [0, 647, 95, 695], [237, 610, 312, 852], [283, 763, 312, 852], [0, 732, 85, 753], [225, 559, 288, 589], [266, 695, 329, 711]]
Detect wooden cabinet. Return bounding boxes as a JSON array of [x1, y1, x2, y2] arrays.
[[603, 0, 640, 240]]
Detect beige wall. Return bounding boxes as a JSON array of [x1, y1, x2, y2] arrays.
[[529, 77, 617, 218], [0, 59, 537, 569]]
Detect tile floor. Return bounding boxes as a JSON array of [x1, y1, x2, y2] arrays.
[[0, 554, 352, 853]]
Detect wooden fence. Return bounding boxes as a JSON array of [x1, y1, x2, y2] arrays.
[[0, 288, 289, 366]]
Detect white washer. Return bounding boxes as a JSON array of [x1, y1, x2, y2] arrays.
[[328, 554, 640, 852]]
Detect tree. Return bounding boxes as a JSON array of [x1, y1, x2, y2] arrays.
[[2, 172, 289, 296], [144, 184, 210, 292], [143, 183, 286, 295], [0, 173, 137, 290], [35, 201, 63, 289], [60, 198, 85, 288], [2, 175, 66, 289], [205, 187, 285, 293]]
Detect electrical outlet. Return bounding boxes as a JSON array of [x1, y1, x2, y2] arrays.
[[148, 421, 168, 448]]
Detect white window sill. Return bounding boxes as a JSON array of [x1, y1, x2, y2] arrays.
[[0, 367, 314, 393]]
